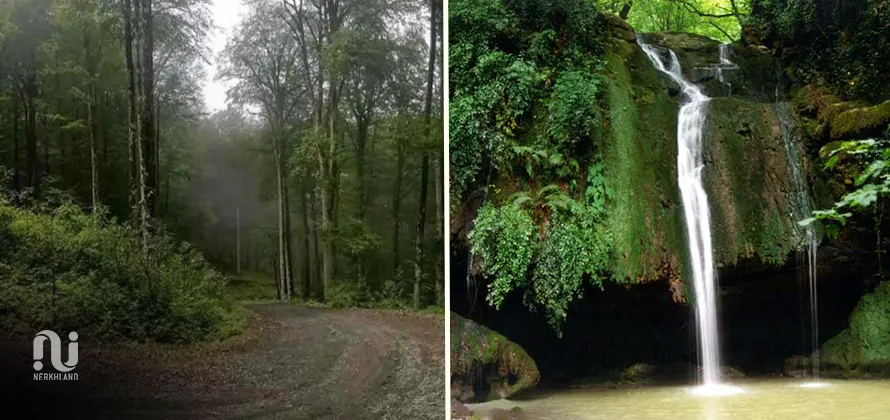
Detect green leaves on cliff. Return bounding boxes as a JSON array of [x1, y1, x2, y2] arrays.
[[548, 71, 602, 147], [454, 0, 613, 331], [449, 0, 606, 199], [469, 165, 613, 333], [469, 202, 536, 310], [801, 134, 890, 236]]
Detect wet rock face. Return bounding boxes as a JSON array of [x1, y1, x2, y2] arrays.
[[602, 28, 808, 287], [450, 313, 541, 402]]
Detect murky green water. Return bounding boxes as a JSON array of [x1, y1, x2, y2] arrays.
[[467, 379, 890, 420]]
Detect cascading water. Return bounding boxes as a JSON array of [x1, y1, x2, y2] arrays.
[[775, 102, 822, 383], [715, 44, 738, 94], [637, 36, 741, 395]]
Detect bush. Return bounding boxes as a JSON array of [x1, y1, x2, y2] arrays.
[[0, 202, 242, 343]]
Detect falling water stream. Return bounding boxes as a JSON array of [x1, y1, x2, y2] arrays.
[[775, 101, 821, 382], [637, 36, 738, 395]]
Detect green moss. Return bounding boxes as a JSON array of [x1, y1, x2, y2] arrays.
[[702, 97, 797, 267], [829, 101, 890, 140], [600, 42, 685, 285], [822, 282, 890, 373], [450, 313, 540, 400]]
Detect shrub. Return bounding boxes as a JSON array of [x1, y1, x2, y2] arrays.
[[0, 202, 242, 343]]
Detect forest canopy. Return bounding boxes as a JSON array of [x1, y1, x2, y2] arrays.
[[0, 0, 443, 342]]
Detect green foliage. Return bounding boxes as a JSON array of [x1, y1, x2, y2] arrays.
[[453, 0, 615, 330], [547, 71, 601, 147], [801, 135, 890, 236], [0, 200, 242, 343], [469, 163, 613, 333], [327, 281, 374, 308], [623, 0, 746, 43], [468, 202, 536, 309], [531, 206, 611, 330], [449, 0, 606, 199], [326, 278, 413, 310], [750, 0, 890, 102]]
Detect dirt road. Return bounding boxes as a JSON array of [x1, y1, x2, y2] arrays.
[[0, 304, 445, 419]]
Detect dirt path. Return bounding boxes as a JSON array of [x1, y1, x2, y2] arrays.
[[0, 304, 445, 419]]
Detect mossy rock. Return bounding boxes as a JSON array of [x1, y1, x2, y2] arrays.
[[703, 97, 801, 267], [829, 101, 890, 140], [451, 313, 540, 402], [620, 362, 655, 382], [821, 282, 890, 376], [600, 33, 686, 289], [638, 32, 779, 101], [603, 11, 636, 43]]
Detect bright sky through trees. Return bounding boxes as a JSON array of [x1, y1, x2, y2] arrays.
[[203, 0, 248, 112]]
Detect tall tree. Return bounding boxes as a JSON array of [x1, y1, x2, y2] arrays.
[[220, 0, 303, 300], [413, 0, 437, 309]]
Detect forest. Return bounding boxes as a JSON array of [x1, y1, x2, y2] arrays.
[[0, 0, 443, 344], [450, 0, 890, 418]]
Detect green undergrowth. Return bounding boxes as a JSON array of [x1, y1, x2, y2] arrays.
[[454, 0, 615, 332], [225, 271, 279, 302], [0, 200, 243, 343], [325, 277, 429, 310]]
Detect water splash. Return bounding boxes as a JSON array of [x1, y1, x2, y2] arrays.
[[637, 36, 733, 392]]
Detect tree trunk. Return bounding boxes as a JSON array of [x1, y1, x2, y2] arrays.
[[433, 153, 443, 306], [300, 181, 311, 299], [354, 117, 369, 284], [133, 0, 149, 248], [236, 206, 241, 274], [283, 170, 294, 298], [22, 75, 39, 192], [392, 140, 404, 277], [620, 2, 633, 20], [12, 91, 19, 191], [88, 83, 99, 212], [308, 187, 322, 299], [274, 133, 294, 300], [414, 0, 438, 310], [123, 0, 139, 223], [140, 0, 156, 219]]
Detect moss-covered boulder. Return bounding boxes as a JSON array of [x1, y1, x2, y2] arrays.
[[451, 313, 540, 402], [821, 282, 890, 376], [791, 84, 890, 143], [829, 101, 890, 140]]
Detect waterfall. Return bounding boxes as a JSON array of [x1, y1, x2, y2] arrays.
[[775, 102, 821, 381], [715, 44, 738, 94], [638, 36, 737, 394]]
